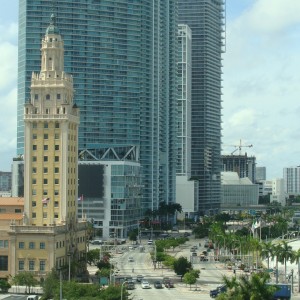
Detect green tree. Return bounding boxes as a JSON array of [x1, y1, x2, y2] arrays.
[[218, 272, 277, 300], [0, 279, 11, 293], [87, 249, 100, 265], [291, 248, 300, 292], [260, 241, 274, 270], [12, 271, 39, 294], [173, 256, 192, 280], [128, 229, 138, 243], [183, 271, 197, 290], [42, 269, 59, 300], [277, 241, 294, 279]]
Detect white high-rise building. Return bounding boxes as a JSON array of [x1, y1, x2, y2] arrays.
[[283, 166, 300, 195], [270, 178, 286, 206]]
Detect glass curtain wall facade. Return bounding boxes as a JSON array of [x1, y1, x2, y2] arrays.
[[17, 0, 177, 211], [178, 0, 225, 214]]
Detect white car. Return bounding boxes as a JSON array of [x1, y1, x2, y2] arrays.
[[128, 256, 134, 262], [141, 280, 151, 289]]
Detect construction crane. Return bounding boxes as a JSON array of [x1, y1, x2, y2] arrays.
[[225, 139, 253, 155]]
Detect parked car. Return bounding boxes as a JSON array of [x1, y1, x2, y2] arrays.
[[147, 240, 153, 245], [136, 275, 144, 282], [164, 280, 174, 288], [192, 252, 197, 257], [126, 281, 135, 290], [141, 281, 151, 289], [90, 239, 103, 245], [210, 285, 226, 298], [183, 232, 191, 237], [162, 277, 170, 285], [154, 281, 163, 289]]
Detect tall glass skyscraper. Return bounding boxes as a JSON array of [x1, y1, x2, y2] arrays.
[[17, 0, 177, 210], [178, 0, 225, 214]]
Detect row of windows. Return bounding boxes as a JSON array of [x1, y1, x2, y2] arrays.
[[33, 144, 60, 151], [31, 212, 59, 219], [32, 133, 60, 139], [32, 122, 60, 129], [32, 178, 59, 186], [0, 209, 21, 214], [32, 201, 59, 207], [34, 93, 61, 101], [19, 242, 45, 249], [32, 167, 59, 174], [19, 260, 45, 271]]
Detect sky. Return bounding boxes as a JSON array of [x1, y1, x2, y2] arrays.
[[0, 0, 300, 180]]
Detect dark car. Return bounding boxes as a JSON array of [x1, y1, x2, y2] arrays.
[[126, 281, 135, 290], [154, 281, 163, 289], [210, 285, 226, 298], [164, 280, 174, 288]]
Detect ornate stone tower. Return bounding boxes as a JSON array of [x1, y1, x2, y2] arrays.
[[9, 14, 86, 279]]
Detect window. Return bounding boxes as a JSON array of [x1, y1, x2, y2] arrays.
[[0, 256, 8, 271], [32, 122, 37, 128], [32, 167, 37, 174], [40, 260, 46, 271], [0, 240, 8, 248], [32, 189, 36, 196], [15, 209, 21, 213], [55, 156, 59, 162], [33, 134, 37, 139], [34, 94, 39, 100], [55, 145, 59, 151], [19, 242, 25, 249], [54, 201, 59, 207], [54, 190, 59, 196], [19, 260, 24, 271], [46, 94, 50, 100], [43, 190, 48, 196], [57, 94, 61, 100], [32, 156, 37, 162], [29, 242, 35, 249], [40, 242, 45, 249], [43, 212, 47, 218], [32, 178, 36, 184], [54, 179, 59, 184], [29, 260, 35, 271], [55, 167, 59, 173], [44, 156, 48, 162], [55, 133, 60, 139], [55, 122, 60, 128], [44, 134, 48, 139], [32, 201, 36, 207], [44, 167, 48, 173], [43, 179, 48, 184], [33, 145, 37, 150], [54, 213, 59, 219], [44, 122, 48, 129], [32, 212, 36, 218]]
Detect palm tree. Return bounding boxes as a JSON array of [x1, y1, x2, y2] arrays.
[[260, 241, 274, 270], [249, 238, 261, 271], [271, 244, 282, 284], [278, 241, 294, 280], [291, 249, 300, 292], [218, 272, 277, 300]]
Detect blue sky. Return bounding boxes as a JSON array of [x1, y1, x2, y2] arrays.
[[1, 0, 300, 180]]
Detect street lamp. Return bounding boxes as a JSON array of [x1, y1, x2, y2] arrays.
[[58, 267, 63, 300], [120, 280, 127, 300], [67, 252, 71, 282]]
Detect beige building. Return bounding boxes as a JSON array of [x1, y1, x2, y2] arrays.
[[0, 197, 23, 279], [7, 14, 86, 280]]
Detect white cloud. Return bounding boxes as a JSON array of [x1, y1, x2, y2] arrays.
[[0, 22, 18, 171], [223, 0, 300, 178]]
